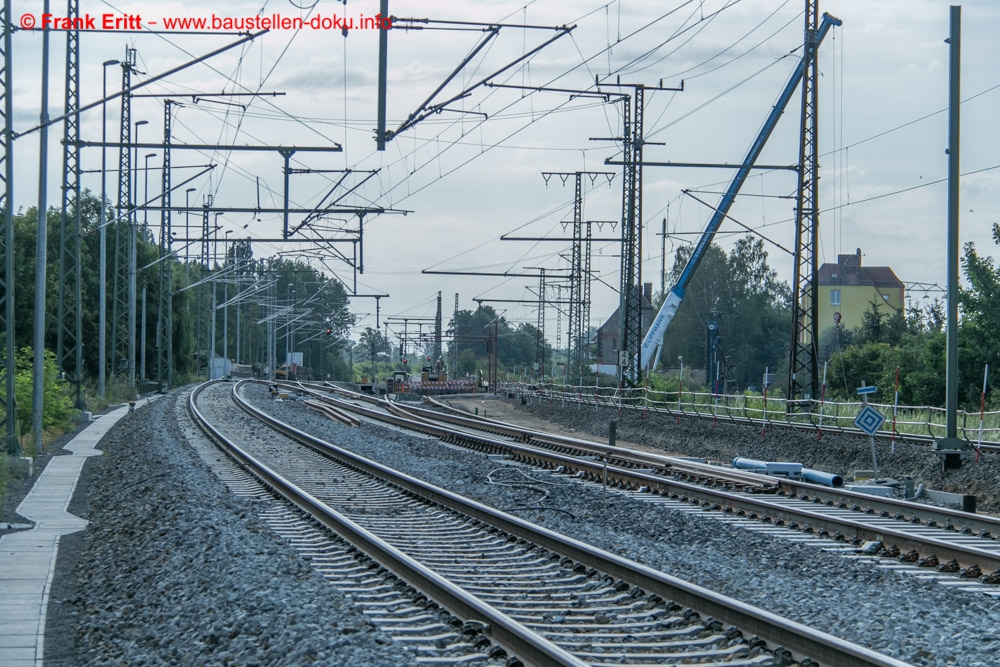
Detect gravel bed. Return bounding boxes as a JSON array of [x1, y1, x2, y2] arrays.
[[50, 390, 414, 666], [246, 385, 1000, 667]]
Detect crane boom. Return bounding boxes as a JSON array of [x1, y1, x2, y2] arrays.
[[639, 12, 842, 372]]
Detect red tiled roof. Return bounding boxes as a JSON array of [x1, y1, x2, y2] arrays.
[[818, 263, 903, 288]]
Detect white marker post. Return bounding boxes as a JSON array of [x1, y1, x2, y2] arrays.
[[817, 362, 827, 441], [977, 364, 989, 463], [856, 382, 883, 481]]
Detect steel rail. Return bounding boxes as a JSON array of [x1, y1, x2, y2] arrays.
[[420, 394, 1000, 536], [295, 382, 1000, 578], [303, 398, 360, 427], [308, 381, 777, 490], [189, 381, 589, 667], [406, 395, 782, 490], [233, 382, 910, 667], [319, 382, 994, 534]]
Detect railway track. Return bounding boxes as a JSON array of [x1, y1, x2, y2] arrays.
[[291, 381, 1000, 593], [191, 380, 906, 667]]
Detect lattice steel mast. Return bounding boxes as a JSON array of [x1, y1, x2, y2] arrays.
[[618, 88, 643, 386], [535, 268, 546, 378], [540, 171, 613, 379], [111, 47, 137, 386], [596, 79, 682, 386], [788, 0, 822, 402], [1, 0, 18, 454], [433, 291, 442, 362], [57, 0, 84, 409], [156, 100, 175, 389], [198, 196, 212, 375]]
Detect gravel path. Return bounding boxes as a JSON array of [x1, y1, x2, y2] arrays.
[[245, 385, 1000, 667]]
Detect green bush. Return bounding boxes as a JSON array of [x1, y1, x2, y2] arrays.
[[0, 347, 77, 453]]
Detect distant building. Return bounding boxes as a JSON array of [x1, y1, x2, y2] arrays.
[[816, 248, 904, 331], [592, 283, 656, 375]]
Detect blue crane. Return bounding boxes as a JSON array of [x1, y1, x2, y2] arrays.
[[639, 12, 842, 373]]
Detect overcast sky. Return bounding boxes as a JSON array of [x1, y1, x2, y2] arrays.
[[10, 0, 1000, 345]]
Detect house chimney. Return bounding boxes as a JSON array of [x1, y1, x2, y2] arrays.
[[856, 248, 862, 266]]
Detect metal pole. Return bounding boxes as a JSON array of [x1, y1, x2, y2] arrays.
[[143, 152, 154, 232], [945, 4, 961, 442], [98, 60, 118, 400], [185, 189, 194, 262], [269, 278, 276, 379], [861, 381, 880, 481], [223, 280, 228, 365], [235, 275, 241, 365], [222, 232, 230, 367], [130, 120, 147, 393], [210, 279, 216, 378], [677, 356, 683, 413], [286, 284, 293, 366], [376, 0, 389, 150], [3, 0, 20, 455], [934, 6, 967, 465], [605, 420, 616, 505], [140, 286, 146, 385], [32, 0, 52, 450], [281, 149, 292, 237]]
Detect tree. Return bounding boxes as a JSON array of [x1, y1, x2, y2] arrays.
[[653, 236, 791, 391], [447, 306, 552, 375], [449, 306, 504, 375], [960, 226, 1000, 403], [6, 348, 75, 451], [855, 300, 907, 347], [261, 258, 355, 380], [357, 327, 392, 363]]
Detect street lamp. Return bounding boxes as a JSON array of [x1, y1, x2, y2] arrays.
[[98, 58, 119, 399]]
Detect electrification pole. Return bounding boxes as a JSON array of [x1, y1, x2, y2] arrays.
[[111, 47, 137, 386], [57, 0, 85, 411], [540, 171, 614, 379], [1, 0, 19, 455], [32, 0, 53, 449], [787, 0, 822, 404], [156, 100, 175, 390]]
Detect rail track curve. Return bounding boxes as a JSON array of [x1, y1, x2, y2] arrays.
[[191, 380, 911, 667]]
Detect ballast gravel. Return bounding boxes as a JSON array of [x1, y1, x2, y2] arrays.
[[242, 385, 1000, 667], [47, 382, 1000, 667], [52, 392, 414, 667]]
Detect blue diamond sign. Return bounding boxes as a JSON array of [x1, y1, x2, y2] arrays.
[[854, 404, 886, 436]]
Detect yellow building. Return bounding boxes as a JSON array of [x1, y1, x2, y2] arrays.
[[816, 248, 904, 331]]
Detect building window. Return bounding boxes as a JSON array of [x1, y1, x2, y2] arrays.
[[830, 289, 841, 306]]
